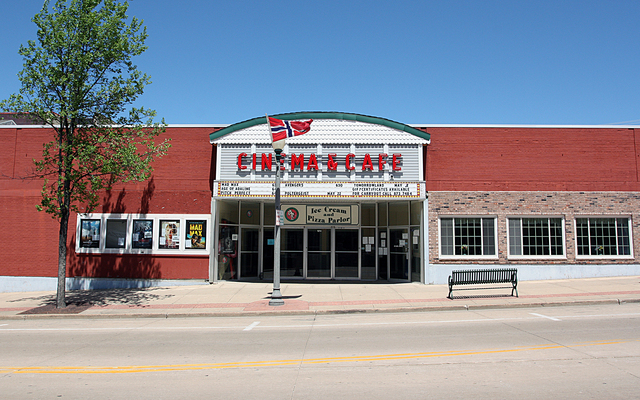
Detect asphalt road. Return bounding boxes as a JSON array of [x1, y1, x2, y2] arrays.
[[1, 303, 639, 399]]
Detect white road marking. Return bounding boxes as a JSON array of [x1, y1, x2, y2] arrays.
[[243, 321, 260, 331], [1, 311, 639, 332], [530, 312, 562, 321]]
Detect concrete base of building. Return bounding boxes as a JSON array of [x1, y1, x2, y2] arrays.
[[0, 276, 210, 293], [427, 264, 640, 285]]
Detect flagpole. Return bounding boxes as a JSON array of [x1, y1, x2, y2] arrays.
[[268, 114, 285, 306]]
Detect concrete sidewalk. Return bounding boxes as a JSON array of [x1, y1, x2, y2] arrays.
[[1, 276, 639, 319]]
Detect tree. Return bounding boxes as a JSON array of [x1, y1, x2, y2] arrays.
[[0, 0, 170, 308]]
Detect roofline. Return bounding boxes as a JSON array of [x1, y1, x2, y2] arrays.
[[0, 124, 228, 129], [406, 124, 640, 129], [2, 123, 637, 130], [208, 112, 431, 142]]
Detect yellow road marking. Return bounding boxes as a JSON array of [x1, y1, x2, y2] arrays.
[[2, 339, 636, 374]]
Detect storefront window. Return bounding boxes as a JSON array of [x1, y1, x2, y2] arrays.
[[218, 224, 238, 280], [378, 203, 388, 227], [440, 217, 496, 257], [508, 217, 563, 257], [361, 203, 376, 226], [240, 202, 261, 225], [264, 202, 275, 225], [186, 220, 207, 249], [80, 219, 101, 248], [159, 220, 180, 249], [218, 201, 239, 225], [576, 217, 631, 257], [411, 201, 422, 225], [132, 219, 153, 249], [361, 227, 376, 280], [389, 202, 409, 226]]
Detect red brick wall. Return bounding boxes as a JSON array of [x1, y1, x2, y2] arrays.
[[0, 126, 220, 279], [424, 127, 639, 191]]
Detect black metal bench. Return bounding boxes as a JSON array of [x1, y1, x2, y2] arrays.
[[447, 268, 518, 299]]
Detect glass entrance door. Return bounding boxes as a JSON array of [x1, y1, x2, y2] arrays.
[[335, 229, 359, 278], [389, 228, 409, 280], [240, 228, 259, 279], [307, 228, 331, 278], [282, 228, 304, 278]]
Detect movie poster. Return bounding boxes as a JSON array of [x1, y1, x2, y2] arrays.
[[159, 220, 180, 249], [132, 219, 153, 249], [80, 219, 100, 248], [186, 220, 206, 249]]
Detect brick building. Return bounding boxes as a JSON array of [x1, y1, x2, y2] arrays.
[[1, 112, 638, 291]]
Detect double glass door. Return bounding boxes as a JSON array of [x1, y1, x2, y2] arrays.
[[289, 227, 358, 279]]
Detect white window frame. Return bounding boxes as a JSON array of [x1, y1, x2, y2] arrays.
[[438, 216, 498, 260], [574, 216, 634, 260], [76, 213, 211, 255], [506, 216, 566, 260]]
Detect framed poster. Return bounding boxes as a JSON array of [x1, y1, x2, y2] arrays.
[[185, 220, 206, 249], [80, 219, 100, 248], [159, 220, 180, 249], [132, 219, 153, 249]]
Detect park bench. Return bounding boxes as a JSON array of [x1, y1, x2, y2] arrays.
[[447, 268, 518, 299]]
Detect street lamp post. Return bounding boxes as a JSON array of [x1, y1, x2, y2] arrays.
[[269, 139, 285, 306]]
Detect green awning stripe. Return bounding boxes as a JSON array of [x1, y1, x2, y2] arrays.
[[209, 112, 430, 142]]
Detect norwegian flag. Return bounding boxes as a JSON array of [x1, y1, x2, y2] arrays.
[[269, 117, 313, 142]]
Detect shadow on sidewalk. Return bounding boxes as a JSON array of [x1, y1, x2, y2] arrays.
[[11, 287, 175, 314]]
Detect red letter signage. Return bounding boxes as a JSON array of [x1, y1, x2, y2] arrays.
[[238, 153, 247, 170], [291, 153, 305, 170], [362, 153, 374, 171], [392, 153, 402, 171], [346, 153, 356, 171], [261, 153, 272, 171], [378, 153, 387, 171], [307, 154, 319, 171], [328, 154, 338, 171]]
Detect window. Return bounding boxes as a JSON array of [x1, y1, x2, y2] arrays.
[[576, 217, 631, 257], [440, 217, 496, 257], [508, 217, 564, 257]]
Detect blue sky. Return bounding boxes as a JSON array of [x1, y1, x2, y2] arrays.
[[1, 0, 639, 125]]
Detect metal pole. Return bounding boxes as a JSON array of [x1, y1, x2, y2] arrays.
[[269, 149, 284, 306]]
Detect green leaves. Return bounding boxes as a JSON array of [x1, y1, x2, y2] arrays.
[[1, 0, 169, 218]]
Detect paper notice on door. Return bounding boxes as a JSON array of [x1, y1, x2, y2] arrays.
[[365, 244, 371, 252]]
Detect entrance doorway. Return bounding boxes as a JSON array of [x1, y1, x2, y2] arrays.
[[389, 228, 410, 280], [261, 227, 360, 279], [307, 227, 359, 279]]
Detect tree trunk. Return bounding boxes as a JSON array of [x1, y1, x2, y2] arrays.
[[56, 205, 70, 308]]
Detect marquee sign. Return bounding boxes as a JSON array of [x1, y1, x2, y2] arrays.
[[215, 181, 424, 199], [237, 152, 402, 172]]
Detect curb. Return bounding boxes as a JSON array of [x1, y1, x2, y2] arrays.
[[1, 297, 639, 320]]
